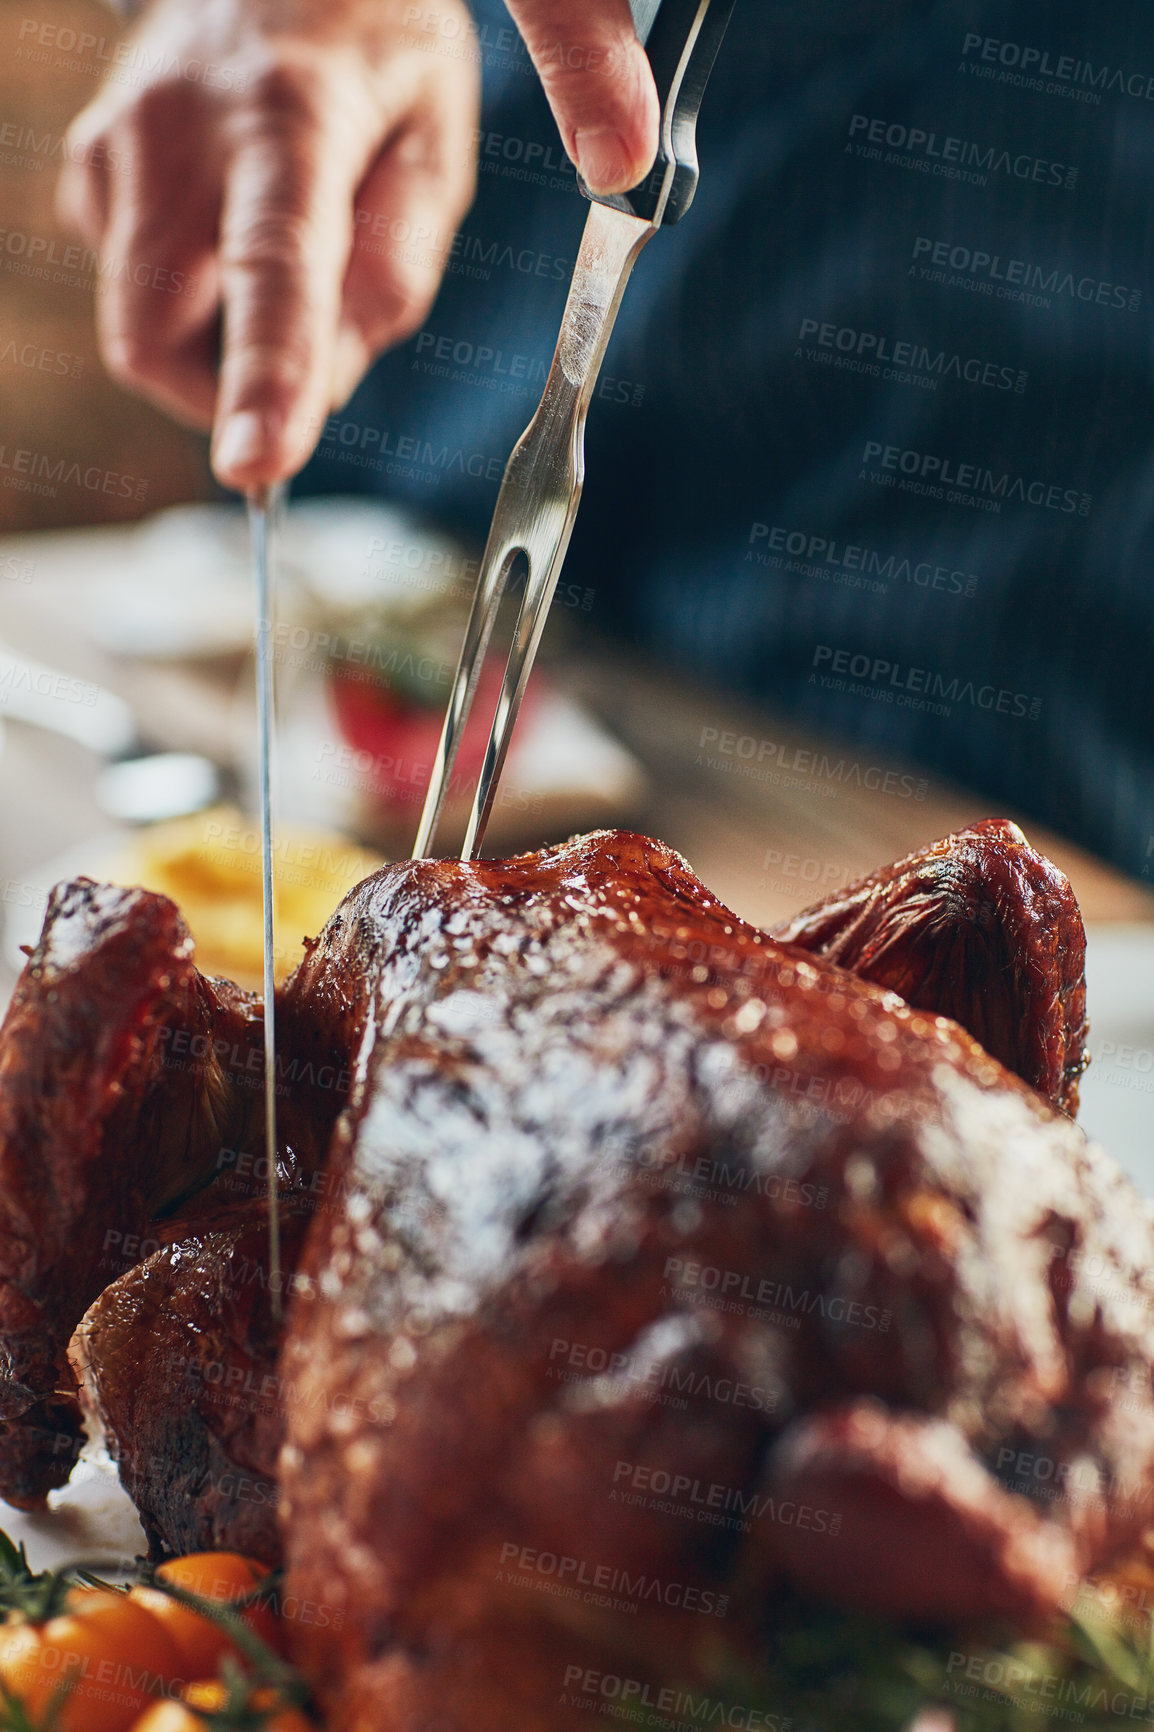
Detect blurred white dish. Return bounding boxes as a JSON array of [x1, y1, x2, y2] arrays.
[[1079, 924, 1154, 1196], [0, 1445, 144, 1576]]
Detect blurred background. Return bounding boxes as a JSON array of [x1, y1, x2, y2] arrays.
[[0, 0, 1152, 1185], [0, 0, 211, 531]]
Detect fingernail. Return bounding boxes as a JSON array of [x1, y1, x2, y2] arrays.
[[212, 409, 271, 481], [574, 127, 635, 195]]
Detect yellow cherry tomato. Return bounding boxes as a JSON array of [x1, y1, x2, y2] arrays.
[[151, 1553, 282, 1657], [131, 1678, 313, 1731], [0, 1587, 182, 1732], [129, 1551, 278, 1680]]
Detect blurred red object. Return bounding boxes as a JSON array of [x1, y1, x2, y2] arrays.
[[327, 657, 541, 811]]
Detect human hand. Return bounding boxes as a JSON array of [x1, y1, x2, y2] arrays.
[[57, 0, 658, 492], [57, 0, 481, 490], [504, 1, 659, 199]]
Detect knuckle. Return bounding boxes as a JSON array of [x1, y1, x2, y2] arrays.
[[532, 30, 650, 126], [375, 268, 437, 346], [62, 116, 100, 161], [242, 54, 330, 135], [127, 77, 205, 136], [101, 328, 166, 389], [130, 81, 176, 128], [222, 208, 315, 278], [388, 288, 436, 346], [54, 159, 88, 213], [224, 331, 317, 404]]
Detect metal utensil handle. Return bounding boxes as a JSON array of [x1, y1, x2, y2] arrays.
[[410, 3, 736, 859], [411, 204, 655, 861], [589, 0, 738, 226]]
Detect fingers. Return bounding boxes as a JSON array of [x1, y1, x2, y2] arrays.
[[56, 86, 135, 245], [504, 0, 659, 195], [334, 56, 479, 406], [210, 60, 378, 490], [52, 3, 483, 490], [56, 140, 108, 252], [83, 86, 224, 431]]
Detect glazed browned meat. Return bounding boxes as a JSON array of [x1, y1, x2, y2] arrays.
[[0, 822, 1147, 1732], [772, 817, 1089, 1115], [7, 819, 1087, 1567], [72, 1196, 316, 1563], [0, 880, 267, 1507], [276, 831, 1154, 1732], [66, 878, 411, 1558], [0, 877, 356, 1516]]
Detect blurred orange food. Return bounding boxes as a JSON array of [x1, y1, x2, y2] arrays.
[[131, 1680, 313, 1731], [0, 1587, 181, 1732], [129, 1552, 281, 1679]]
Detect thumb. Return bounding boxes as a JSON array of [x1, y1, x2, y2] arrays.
[[505, 0, 659, 196]]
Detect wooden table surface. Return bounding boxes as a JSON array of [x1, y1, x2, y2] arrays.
[[0, 538, 1150, 1012], [570, 655, 1154, 932]]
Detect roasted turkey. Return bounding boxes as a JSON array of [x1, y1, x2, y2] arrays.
[[2, 818, 1150, 1732]]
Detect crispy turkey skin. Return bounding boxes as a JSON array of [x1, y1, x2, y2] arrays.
[[773, 817, 1088, 1115], [0, 821, 1145, 1732], [274, 831, 1153, 1731]]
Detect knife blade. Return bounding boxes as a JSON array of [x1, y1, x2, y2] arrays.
[[248, 481, 285, 1319]]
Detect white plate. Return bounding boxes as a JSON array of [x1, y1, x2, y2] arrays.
[[0, 1447, 145, 1575], [1079, 925, 1154, 1195]]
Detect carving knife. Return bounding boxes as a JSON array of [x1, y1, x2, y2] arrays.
[[412, 0, 737, 861], [248, 481, 285, 1318]]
